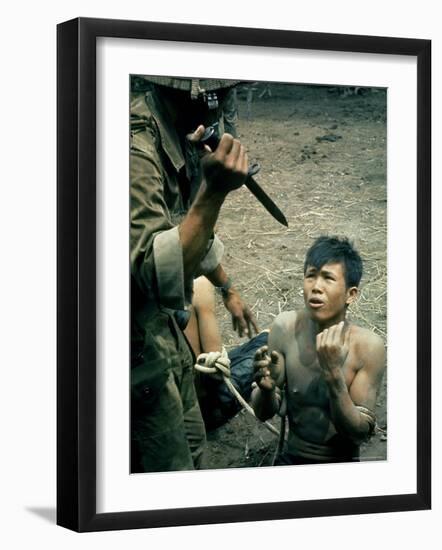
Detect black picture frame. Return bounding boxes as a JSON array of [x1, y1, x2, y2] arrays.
[[57, 17, 431, 532]]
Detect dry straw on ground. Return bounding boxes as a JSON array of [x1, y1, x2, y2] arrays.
[[204, 83, 387, 468]]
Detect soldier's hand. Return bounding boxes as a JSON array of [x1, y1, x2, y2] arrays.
[[188, 126, 248, 194], [222, 287, 259, 338], [253, 345, 280, 392], [186, 125, 210, 153]]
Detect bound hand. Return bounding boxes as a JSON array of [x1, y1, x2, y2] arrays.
[[253, 345, 280, 392]]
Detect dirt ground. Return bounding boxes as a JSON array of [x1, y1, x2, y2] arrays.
[[203, 83, 387, 469]]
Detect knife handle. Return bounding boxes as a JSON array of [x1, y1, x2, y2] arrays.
[[200, 125, 220, 151], [201, 126, 260, 177]]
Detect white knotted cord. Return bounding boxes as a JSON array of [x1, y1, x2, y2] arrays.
[[194, 347, 280, 437]]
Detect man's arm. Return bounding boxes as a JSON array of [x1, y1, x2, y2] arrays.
[[205, 264, 259, 338], [250, 313, 290, 421], [179, 129, 247, 279], [131, 124, 247, 310], [317, 323, 385, 444], [181, 131, 259, 336]]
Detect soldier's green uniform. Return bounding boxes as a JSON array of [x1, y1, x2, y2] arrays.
[[130, 84, 226, 472]]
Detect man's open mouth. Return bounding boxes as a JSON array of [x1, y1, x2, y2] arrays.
[[308, 298, 325, 309]]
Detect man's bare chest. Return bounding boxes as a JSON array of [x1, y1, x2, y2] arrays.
[[284, 336, 356, 408]]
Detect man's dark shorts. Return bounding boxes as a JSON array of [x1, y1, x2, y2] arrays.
[[199, 331, 268, 429]]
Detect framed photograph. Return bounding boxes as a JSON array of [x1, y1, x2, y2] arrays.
[[57, 17, 431, 532]]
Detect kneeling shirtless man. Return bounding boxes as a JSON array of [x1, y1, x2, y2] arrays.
[[251, 236, 386, 465]]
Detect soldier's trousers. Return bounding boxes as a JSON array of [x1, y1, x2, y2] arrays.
[[131, 315, 206, 473]]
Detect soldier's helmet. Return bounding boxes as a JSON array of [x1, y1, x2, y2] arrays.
[[132, 75, 238, 99], [131, 75, 239, 131]]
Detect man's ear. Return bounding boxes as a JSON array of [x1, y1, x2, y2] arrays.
[[346, 286, 358, 306]]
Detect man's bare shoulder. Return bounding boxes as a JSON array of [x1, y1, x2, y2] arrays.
[[350, 324, 384, 348], [349, 324, 385, 367], [268, 310, 297, 353], [274, 310, 298, 330]]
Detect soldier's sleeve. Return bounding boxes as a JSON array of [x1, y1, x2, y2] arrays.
[[131, 123, 187, 310], [194, 234, 224, 277]]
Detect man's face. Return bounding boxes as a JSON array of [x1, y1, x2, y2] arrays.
[[303, 262, 357, 326]]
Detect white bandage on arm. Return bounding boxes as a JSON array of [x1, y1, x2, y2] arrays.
[[196, 235, 224, 276], [153, 226, 185, 310]]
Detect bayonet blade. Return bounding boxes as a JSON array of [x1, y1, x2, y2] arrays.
[[201, 125, 289, 227], [244, 175, 288, 227]]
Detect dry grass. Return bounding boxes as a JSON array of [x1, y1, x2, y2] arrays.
[[203, 84, 388, 467]]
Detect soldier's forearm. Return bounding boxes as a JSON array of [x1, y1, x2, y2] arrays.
[[179, 183, 227, 280], [205, 264, 230, 288]]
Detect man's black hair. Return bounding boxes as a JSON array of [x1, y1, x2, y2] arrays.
[[304, 236, 363, 288]]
